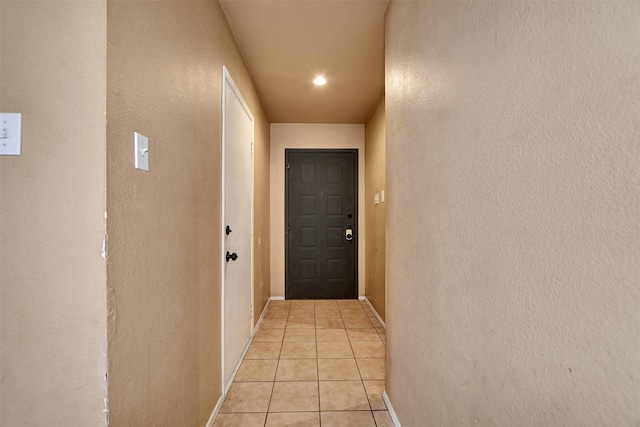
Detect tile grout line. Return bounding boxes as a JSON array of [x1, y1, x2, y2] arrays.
[[315, 304, 322, 427], [346, 304, 377, 423], [360, 300, 382, 427], [262, 302, 289, 426]]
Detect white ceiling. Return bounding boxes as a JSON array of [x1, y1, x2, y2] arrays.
[[220, 0, 388, 124]]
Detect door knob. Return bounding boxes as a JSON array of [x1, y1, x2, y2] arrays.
[[345, 228, 353, 241], [226, 251, 238, 262]]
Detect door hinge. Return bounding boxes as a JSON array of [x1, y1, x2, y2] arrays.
[[102, 233, 108, 260], [286, 163, 290, 170], [103, 397, 109, 425]]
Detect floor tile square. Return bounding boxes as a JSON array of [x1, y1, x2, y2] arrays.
[[315, 305, 340, 318], [265, 412, 320, 427], [316, 341, 354, 359], [269, 301, 291, 310], [315, 309, 342, 318], [314, 300, 338, 308], [316, 329, 349, 342], [315, 317, 344, 329], [318, 358, 360, 380], [351, 341, 385, 358], [289, 312, 315, 321], [269, 381, 319, 412], [339, 308, 368, 318], [261, 318, 288, 328], [336, 300, 363, 309], [289, 307, 315, 317], [369, 318, 383, 329], [280, 341, 317, 358], [321, 411, 376, 427], [286, 318, 315, 328], [284, 328, 316, 342], [347, 329, 380, 342], [356, 358, 385, 380], [244, 342, 282, 359], [253, 328, 285, 343], [213, 413, 267, 426], [343, 317, 374, 328], [264, 308, 290, 319], [234, 359, 278, 382], [220, 382, 273, 413], [290, 300, 315, 309], [363, 380, 386, 410], [275, 359, 318, 381], [373, 410, 394, 426], [319, 381, 369, 411]]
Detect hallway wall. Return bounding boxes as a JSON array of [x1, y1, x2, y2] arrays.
[[385, 1, 640, 426], [364, 96, 386, 321], [270, 124, 365, 298], [106, 1, 270, 425], [0, 2, 108, 425]]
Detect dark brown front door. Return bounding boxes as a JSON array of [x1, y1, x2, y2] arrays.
[[286, 149, 358, 299]]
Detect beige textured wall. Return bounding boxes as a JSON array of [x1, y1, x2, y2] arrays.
[[364, 97, 386, 321], [254, 97, 272, 318], [385, 1, 640, 425], [106, 1, 269, 425], [0, 2, 108, 425], [270, 124, 365, 298]]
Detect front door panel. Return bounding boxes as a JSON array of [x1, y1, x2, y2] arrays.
[[286, 150, 357, 299]]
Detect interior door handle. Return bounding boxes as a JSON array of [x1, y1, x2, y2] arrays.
[[226, 251, 238, 262]]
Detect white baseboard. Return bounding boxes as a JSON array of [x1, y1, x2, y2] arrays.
[[205, 394, 224, 427], [361, 296, 385, 329], [383, 391, 401, 427], [253, 298, 272, 335], [270, 296, 285, 301]]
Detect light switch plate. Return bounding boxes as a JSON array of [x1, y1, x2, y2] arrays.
[[134, 132, 149, 171], [0, 113, 22, 156], [381, 190, 385, 203]]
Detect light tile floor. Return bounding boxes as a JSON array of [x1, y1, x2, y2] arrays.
[[214, 299, 392, 427]]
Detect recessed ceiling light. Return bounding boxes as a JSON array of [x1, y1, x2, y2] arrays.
[[313, 76, 327, 86]]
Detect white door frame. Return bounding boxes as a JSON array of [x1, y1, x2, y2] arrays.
[[220, 66, 255, 396]]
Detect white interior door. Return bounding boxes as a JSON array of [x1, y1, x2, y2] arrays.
[[222, 67, 253, 391]]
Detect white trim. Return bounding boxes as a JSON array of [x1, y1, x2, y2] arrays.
[[383, 391, 402, 427], [204, 394, 224, 427], [248, 93, 255, 335], [361, 296, 385, 329], [270, 296, 285, 301], [252, 298, 272, 335], [220, 67, 227, 399], [221, 65, 255, 396]]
